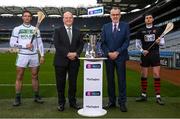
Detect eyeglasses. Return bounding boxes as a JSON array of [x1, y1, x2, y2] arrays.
[[111, 14, 120, 16]]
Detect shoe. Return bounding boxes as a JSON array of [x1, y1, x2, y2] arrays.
[[120, 104, 127, 112], [34, 96, 44, 104], [57, 104, 65, 111], [70, 103, 81, 109], [136, 95, 147, 102], [156, 98, 165, 105], [103, 102, 116, 109], [13, 97, 21, 106]]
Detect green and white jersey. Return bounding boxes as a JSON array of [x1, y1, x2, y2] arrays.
[[10, 24, 44, 56]]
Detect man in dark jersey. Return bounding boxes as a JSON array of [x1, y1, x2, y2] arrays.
[[135, 14, 165, 105]]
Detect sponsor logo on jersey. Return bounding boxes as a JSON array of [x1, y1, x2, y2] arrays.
[[153, 29, 156, 33], [144, 34, 155, 42]]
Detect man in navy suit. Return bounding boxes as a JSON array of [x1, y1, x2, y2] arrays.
[[53, 11, 84, 111], [101, 7, 130, 112]]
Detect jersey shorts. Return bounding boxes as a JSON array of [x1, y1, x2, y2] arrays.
[[16, 53, 39, 68], [140, 52, 160, 67]]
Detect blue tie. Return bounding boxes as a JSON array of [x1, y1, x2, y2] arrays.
[[113, 24, 117, 32], [113, 24, 117, 39]]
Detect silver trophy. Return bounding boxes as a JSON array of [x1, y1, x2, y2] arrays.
[[84, 34, 103, 58], [89, 35, 97, 58], [85, 35, 97, 58]]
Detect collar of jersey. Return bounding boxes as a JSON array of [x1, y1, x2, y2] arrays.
[[23, 24, 31, 28], [146, 24, 153, 29]]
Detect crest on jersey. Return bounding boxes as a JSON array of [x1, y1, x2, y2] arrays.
[[153, 29, 156, 33]]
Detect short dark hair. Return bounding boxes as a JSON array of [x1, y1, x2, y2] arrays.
[[22, 10, 32, 17], [144, 13, 153, 18]]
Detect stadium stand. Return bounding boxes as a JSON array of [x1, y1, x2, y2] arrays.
[[0, 0, 179, 68]]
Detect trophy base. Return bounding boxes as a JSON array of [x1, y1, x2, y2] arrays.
[[79, 57, 107, 61], [78, 108, 107, 117]]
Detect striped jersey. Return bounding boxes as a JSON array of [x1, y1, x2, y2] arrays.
[[9, 24, 44, 56]]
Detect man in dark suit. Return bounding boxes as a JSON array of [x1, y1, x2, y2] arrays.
[[53, 11, 84, 111], [101, 7, 130, 112]]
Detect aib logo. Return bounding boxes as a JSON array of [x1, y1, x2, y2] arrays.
[[86, 91, 101, 96], [86, 64, 101, 69]]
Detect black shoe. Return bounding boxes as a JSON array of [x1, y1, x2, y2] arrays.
[[103, 102, 116, 109], [57, 104, 65, 111], [70, 103, 81, 109], [156, 98, 165, 105], [136, 95, 147, 102], [34, 96, 44, 104], [13, 97, 21, 106], [120, 104, 127, 112]]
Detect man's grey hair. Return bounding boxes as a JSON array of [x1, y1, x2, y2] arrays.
[[63, 11, 73, 18], [110, 7, 121, 14]]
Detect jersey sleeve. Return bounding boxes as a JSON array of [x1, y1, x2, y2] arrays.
[[136, 39, 143, 52], [9, 27, 27, 48], [37, 37, 44, 57], [9, 27, 19, 48], [36, 28, 41, 38], [136, 30, 144, 52]]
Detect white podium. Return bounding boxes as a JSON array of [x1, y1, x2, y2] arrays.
[[78, 57, 107, 117]]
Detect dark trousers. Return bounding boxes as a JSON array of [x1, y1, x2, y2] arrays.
[[55, 61, 79, 105], [105, 60, 127, 105]]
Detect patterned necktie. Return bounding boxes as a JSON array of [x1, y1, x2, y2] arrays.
[[67, 27, 72, 44], [113, 23, 117, 32], [113, 24, 117, 39]]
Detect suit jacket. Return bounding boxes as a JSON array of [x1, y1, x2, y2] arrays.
[[53, 26, 84, 66], [101, 21, 130, 61]]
